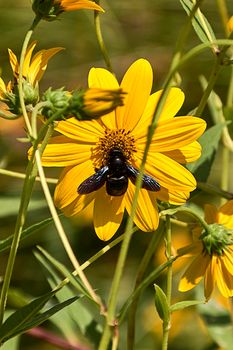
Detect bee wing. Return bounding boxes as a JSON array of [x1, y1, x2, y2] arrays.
[[78, 166, 109, 194], [127, 164, 160, 192]]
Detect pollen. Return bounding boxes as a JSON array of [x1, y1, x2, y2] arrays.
[[92, 128, 136, 167]]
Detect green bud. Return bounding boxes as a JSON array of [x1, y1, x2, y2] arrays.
[[154, 284, 170, 323], [201, 223, 233, 256], [22, 80, 39, 105], [41, 87, 71, 119]]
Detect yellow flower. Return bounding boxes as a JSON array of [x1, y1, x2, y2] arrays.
[[40, 59, 206, 240], [32, 0, 104, 20], [0, 41, 63, 114], [178, 200, 233, 300]]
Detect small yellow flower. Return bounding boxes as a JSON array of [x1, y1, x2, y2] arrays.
[[32, 0, 104, 20], [40, 59, 206, 240], [0, 41, 63, 114], [178, 200, 233, 300]]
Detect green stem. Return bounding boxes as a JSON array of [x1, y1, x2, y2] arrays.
[[98, 3, 209, 348], [161, 217, 172, 350], [0, 124, 53, 325], [0, 168, 57, 184], [35, 150, 104, 310], [127, 225, 164, 350], [197, 182, 233, 199], [216, 0, 230, 36], [94, 2, 113, 73], [18, 16, 41, 135], [160, 206, 210, 234], [118, 256, 177, 325]]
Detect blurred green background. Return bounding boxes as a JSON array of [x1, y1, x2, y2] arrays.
[[0, 0, 233, 349]]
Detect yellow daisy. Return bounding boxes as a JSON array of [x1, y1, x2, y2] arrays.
[[40, 59, 206, 240], [178, 200, 233, 300]]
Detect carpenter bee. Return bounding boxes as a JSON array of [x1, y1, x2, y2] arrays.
[[78, 148, 160, 196]]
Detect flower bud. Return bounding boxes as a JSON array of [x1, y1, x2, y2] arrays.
[[70, 88, 126, 120], [41, 87, 71, 119], [22, 80, 39, 105]]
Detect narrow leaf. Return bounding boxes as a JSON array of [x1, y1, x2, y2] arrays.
[[170, 300, 204, 313], [35, 246, 91, 299], [1, 297, 79, 343], [0, 216, 58, 253], [0, 289, 59, 344], [180, 0, 218, 51]]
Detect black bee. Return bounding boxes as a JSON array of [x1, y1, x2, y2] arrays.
[[78, 148, 160, 196]]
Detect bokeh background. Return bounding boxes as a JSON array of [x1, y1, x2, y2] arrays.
[[0, 1, 233, 349]]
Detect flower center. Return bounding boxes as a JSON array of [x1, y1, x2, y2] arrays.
[[92, 128, 136, 168], [200, 223, 233, 256]]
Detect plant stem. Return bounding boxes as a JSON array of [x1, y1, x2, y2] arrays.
[[127, 225, 164, 350], [0, 124, 52, 326], [161, 217, 172, 350], [35, 150, 104, 310], [18, 16, 41, 135], [94, 2, 113, 72], [0, 168, 57, 184]]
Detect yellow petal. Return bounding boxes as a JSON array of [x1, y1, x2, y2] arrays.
[[93, 187, 124, 241], [178, 253, 210, 292], [161, 141, 202, 164], [8, 48, 19, 77], [204, 204, 218, 224], [55, 117, 104, 142], [156, 187, 191, 205], [215, 256, 233, 297], [54, 160, 94, 210], [218, 200, 233, 229], [124, 182, 159, 232], [88, 67, 119, 129], [137, 116, 206, 152], [133, 88, 185, 138], [23, 41, 37, 78], [134, 153, 196, 192], [39, 135, 91, 167], [61, 0, 104, 12], [177, 241, 202, 257], [116, 59, 153, 130], [29, 47, 63, 85], [204, 258, 215, 300], [0, 77, 6, 95], [222, 247, 233, 275]]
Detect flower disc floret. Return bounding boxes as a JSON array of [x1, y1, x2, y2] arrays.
[[94, 128, 136, 168]]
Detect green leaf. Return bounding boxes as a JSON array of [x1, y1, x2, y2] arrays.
[[35, 246, 91, 300], [198, 300, 233, 349], [154, 284, 169, 323], [0, 289, 59, 344], [170, 300, 204, 313], [34, 249, 102, 346], [187, 123, 226, 182], [179, 0, 217, 50], [0, 216, 57, 253], [2, 296, 79, 343]]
